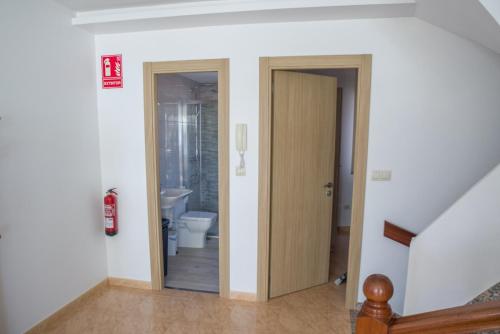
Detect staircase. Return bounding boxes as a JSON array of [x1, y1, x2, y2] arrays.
[[355, 164, 500, 333], [470, 282, 500, 306], [352, 281, 500, 333], [404, 163, 500, 315], [469, 283, 500, 334], [355, 275, 500, 334]]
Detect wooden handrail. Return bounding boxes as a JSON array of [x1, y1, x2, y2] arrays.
[[356, 274, 500, 334], [391, 300, 500, 334], [383, 221, 417, 247]]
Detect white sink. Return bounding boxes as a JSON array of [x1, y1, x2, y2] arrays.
[[160, 188, 192, 209]]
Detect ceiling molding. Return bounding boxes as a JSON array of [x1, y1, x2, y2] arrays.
[[72, 0, 416, 33]]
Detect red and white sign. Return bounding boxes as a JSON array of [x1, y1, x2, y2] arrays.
[[101, 54, 123, 89]]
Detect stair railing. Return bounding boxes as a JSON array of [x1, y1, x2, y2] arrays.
[[383, 220, 416, 247], [356, 274, 500, 334]]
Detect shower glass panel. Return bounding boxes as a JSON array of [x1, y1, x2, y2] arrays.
[[159, 102, 203, 211]]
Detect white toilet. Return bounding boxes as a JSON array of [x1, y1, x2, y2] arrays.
[[177, 211, 217, 248]]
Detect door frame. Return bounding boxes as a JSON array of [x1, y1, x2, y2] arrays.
[[331, 87, 343, 253], [257, 55, 372, 308], [143, 59, 230, 297]]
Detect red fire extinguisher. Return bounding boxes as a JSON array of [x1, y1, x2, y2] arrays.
[[104, 188, 118, 236]]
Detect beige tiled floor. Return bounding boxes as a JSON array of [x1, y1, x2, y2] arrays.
[[32, 281, 351, 334], [32, 231, 352, 334]]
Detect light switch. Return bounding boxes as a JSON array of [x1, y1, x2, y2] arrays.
[[372, 170, 392, 181]]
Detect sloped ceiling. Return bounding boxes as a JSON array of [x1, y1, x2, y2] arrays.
[[415, 0, 500, 54], [65, 0, 417, 34], [54, 0, 500, 54], [480, 0, 500, 25]]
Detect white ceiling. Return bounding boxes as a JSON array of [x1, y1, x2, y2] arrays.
[[70, 0, 416, 33], [54, 0, 500, 54]]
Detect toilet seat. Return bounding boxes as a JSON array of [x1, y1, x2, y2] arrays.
[[180, 211, 217, 223]]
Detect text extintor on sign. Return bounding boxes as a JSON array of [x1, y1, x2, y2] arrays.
[[101, 54, 123, 89]]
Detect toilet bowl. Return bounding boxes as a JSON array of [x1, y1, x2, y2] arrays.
[[177, 211, 217, 248]]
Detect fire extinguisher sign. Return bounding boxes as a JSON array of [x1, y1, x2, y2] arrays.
[[101, 54, 123, 89]]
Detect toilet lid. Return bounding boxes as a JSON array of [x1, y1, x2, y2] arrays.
[[180, 211, 218, 222]]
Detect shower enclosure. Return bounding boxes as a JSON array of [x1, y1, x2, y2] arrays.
[[159, 101, 203, 209], [158, 95, 219, 234]]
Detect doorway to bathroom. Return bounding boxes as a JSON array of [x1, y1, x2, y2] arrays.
[[158, 72, 219, 292], [144, 59, 229, 297]]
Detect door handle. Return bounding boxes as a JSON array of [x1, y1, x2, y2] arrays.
[[324, 182, 333, 196]]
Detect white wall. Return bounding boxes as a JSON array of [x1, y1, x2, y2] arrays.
[[95, 17, 500, 312], [0, 1, 106, 333], [336, 70, 356, 227], [404, 163, 500, 315]]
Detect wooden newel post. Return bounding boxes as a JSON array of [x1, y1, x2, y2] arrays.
[[356, 274, 394, 334]]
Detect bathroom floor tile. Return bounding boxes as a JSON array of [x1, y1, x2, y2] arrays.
[[165, 238, 219, 292]]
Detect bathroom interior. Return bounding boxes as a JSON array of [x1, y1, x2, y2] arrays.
[[157, 71, 219, 293]]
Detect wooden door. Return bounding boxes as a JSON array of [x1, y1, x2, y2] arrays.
[[269, 71, 337, 298]]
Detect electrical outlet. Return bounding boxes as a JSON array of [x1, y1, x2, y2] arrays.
[[372, 170, 392, 181]]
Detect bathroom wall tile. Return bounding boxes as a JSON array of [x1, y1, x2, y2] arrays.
[[200, 98, 219, 217]]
